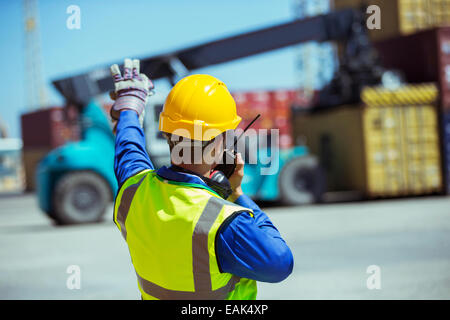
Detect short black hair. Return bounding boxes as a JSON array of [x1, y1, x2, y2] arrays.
[[162, 132, 225, 163]]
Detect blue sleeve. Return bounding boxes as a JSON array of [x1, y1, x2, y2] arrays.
[[114, 110, 154, 187], [216, 194, 294, 283]]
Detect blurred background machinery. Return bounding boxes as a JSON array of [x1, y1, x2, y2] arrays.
[[14, 0, 450, 225], [20, 106, 80, 191], [36, 6, 374, 224], [35, 102, 117, 224], [293, 0, 337, 94]]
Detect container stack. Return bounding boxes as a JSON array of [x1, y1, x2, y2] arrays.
[[232, 89, 316, 150], [234, 91, 272, 132], [294, 84, 442, 197], [270, 90, 297, 149], [334, 0, 450, 41], [374, 27, 450, 106], [374, 27, 450, 193], [20, 106, 79, 191], [309, 0, 450, 197]]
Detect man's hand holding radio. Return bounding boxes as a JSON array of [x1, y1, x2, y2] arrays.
[[228, 152, 245, 200]]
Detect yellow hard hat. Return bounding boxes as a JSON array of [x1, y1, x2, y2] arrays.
[[159, 74, 241, 141]]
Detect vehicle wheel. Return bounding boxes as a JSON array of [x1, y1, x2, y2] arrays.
[[53, 171, 111, 225], [278, 156, 325, 205]]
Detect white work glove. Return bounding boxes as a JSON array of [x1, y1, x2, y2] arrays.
[[109, 58, 154, 121]]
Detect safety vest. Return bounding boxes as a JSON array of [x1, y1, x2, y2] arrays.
[[113, 169, 258, 300]]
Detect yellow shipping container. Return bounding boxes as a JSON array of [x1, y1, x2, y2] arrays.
[[293, 84, 442, 197], [333, 0, 450, 41]]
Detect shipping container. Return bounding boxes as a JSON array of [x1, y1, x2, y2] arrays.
[[21, 106, 79, 149], [231, 89, 319, 149], [334, 0, 450, 41], [232, 89, 299, 149], [270, 90, 298, 148], [293, 83, 442, 197], [245, 91, 272, 130], [22, 147, 51, 191], [375, 26, 450, 109], [441, 111, 450, 192]]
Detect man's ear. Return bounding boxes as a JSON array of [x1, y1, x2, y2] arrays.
[[163, 132, 177, 152], [213, 135, 225, 163]]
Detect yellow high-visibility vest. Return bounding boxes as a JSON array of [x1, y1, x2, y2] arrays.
[[113, 169, 257, 300]]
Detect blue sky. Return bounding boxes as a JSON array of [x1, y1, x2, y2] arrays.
[[0, 0, 321, 138]]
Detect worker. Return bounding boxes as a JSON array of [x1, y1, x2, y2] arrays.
[[110, 58, 293, 300]]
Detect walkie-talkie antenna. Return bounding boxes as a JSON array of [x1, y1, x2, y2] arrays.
[[234, 114, 261, 148]]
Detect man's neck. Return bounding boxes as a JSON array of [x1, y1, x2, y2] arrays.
[[173, 163, 212, 178]]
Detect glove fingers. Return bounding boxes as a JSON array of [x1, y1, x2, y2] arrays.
[[140, 74, 149, 87], [141, 74, 155, 91], [110, 64, 122, 82], [123, 58, 132, 80], [132, 59, 140, 79]]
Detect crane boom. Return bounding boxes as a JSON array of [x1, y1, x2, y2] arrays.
[[53, 8, 357, 106]]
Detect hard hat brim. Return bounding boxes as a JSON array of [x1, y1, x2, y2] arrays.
[[159, 113, 242, 141]]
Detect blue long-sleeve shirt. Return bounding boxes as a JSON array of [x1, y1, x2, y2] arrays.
[[114, 110, 293, 283]]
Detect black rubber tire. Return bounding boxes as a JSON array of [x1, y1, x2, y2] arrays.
[[52, 171, 111, 225], [278, 156, 326, 205]]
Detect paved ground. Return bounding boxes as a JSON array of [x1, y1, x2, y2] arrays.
[[0, 194, 449, 299]]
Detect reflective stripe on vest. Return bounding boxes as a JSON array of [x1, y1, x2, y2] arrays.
[[115, 174, 253, 300], [136, 269, 241, 300], [116, 175, 146, 240]]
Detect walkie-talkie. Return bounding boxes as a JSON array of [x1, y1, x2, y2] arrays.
[[210, 114, 261, 180]]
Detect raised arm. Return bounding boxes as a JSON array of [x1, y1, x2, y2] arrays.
[[114, 110, 153, 187], [109, 58, 155, 187]]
